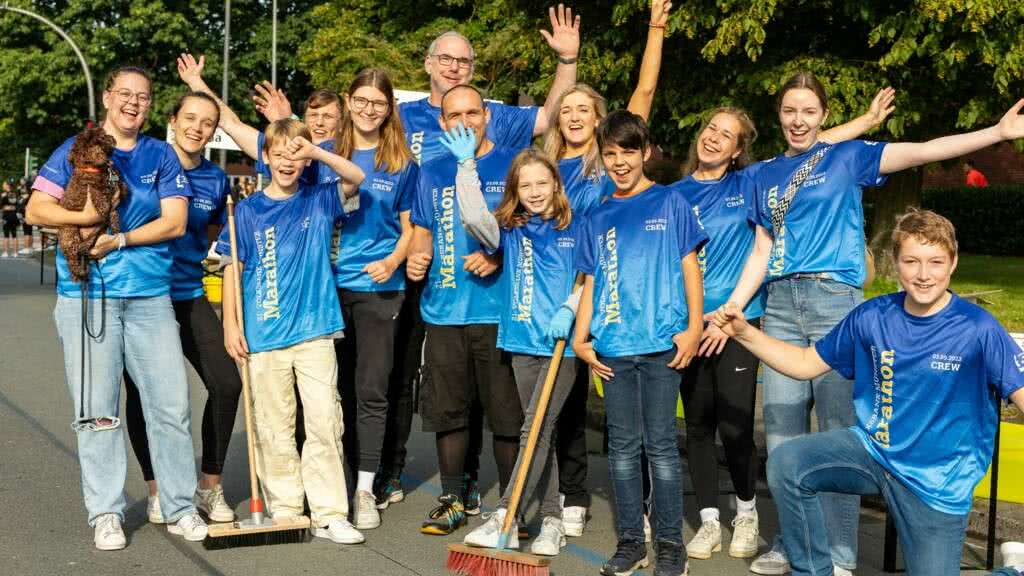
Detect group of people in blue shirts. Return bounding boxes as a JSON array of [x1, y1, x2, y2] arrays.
[[24, 2, 1024, 575]]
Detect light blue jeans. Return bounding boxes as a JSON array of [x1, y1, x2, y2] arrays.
[[768, 429, 969, 576], [55, 295, 198, 526], [762, 275, 863, 569]]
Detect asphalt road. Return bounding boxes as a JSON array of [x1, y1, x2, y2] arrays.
[[0, 256, 1001, 575]]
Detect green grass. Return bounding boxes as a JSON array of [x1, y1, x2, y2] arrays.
[[865, 253, 1024, 332]]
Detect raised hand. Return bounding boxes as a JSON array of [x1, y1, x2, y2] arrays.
[[997, 98, 1024, 141], [285, 136, 319, 161], [651, 0, 672, 28], [868, 87, 896, 127], [540, 3, 581, 59], [439, 123, 477, 163], [177, 53, 206, 88], [253, 80, 293, 122]]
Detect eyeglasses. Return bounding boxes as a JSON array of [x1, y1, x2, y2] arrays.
[[305, 111, 338, 123], [109, 88, 151, 106], [349, 96, 389, 114], [432, 53, 473, 70]]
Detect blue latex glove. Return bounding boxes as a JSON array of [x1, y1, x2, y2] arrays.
[[546, 306, 575, 343], [439, 123, 477, 163]]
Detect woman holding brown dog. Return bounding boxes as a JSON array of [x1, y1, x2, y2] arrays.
[[26, 65, 208, 550]]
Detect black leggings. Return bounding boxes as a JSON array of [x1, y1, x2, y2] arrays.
[[680, 318, 761, 510], [125, 296, 243, 480], [555, 359, 591, 508]]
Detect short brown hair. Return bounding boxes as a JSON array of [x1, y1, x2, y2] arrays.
[[305, 89, 341, 112], [494, 149, 571, 230], [262, 118, 310, 153], [890, 208, 958, 259], [777, 71, 829, 113]]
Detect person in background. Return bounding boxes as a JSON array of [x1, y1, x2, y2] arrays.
[[963, 159, 989, 187]]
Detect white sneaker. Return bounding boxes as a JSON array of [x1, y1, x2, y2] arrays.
[[644, 512, 652, 543], [18, 247, 31, 255], [562, 505, 587, 537], [530, 517, 567, 556], [833, 566, 854, 576], [93, 513, 126, 551], [147, 493, 165, 524], [353, 490, 381, 530], [1002, 541, 1024, 568], [167, 511, 208, 541], [463, 508, 519, 549], [750, 549, 791, 575], [1, 252, 8, 258], [195, 485, 235, 523], [687, 519, 721, 559], [729, 514, 759, 558], [313, 518, 365, 544]]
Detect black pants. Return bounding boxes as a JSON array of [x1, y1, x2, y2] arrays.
[[555, 358, 591, 508], [337, 289, 405, 474], [124, 296, 243, 480], [680, 318, 761, 509]]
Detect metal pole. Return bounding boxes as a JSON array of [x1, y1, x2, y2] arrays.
[[24, 147, 30, 180], [271, 0, 277, 87], [220, 0, 230, 168], [2, 4, 95, 122]]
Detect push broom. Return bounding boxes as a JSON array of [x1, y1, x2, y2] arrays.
[[446, 274, 585, 576], [204, 195, 310, 549]]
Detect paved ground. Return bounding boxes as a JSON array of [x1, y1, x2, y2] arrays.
[[0, 256, 1004, 575]]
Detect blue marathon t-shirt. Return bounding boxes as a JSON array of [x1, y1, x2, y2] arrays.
[[575, 184, 708, 357], [495, 215, 582, 357], [255, 132, 339, 185], [815, 292, 1024, 515], [410, 146, 518, 325], [332, 148, 418, 292], [399, 98, 537, 165], [670, 165, 766, 319], [170, 159, 230, 301], [216, 183, 348, 353], [559, 155, 613, 221], [35, 135, 191, 298], [752, 140, 887, 287]]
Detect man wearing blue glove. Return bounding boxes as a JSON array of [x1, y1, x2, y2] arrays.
[[407, 85, 526, 536]]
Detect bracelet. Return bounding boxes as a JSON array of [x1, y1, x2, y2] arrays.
[[557, 55, 578, 65], [649, 23, 666, 29], [116, 232, 127, 250]]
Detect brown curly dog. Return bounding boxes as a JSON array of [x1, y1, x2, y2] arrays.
[[59, 127, 127, 282]]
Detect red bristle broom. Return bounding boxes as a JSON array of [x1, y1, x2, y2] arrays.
[[446, 274, 585, 575]]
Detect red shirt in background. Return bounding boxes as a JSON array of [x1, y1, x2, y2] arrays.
[[965, 168, 989, 187]]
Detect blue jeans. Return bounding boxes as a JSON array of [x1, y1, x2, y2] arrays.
[[600, 350, 684, 546], [769, 429, 970, 576], [55, 295, 198, 526], [763, 276, 862, 568]]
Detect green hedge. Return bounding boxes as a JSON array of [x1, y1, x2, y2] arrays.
[[922, 186, 1024, 256]]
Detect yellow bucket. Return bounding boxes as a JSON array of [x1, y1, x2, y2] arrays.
[[592, 371, 685, 419], [973, 422, 1024, 504], [203, 275, 223, 304]]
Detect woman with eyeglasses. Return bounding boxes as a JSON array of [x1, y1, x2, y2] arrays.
[[25, 65, 208, 550]]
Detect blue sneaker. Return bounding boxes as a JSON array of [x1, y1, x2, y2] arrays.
[[420, 494, 467, 536], [375, 477, 404, 510]]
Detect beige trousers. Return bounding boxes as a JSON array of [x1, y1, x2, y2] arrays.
[[248, 338, 348, 526]]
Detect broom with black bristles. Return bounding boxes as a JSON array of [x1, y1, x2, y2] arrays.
[[446, 274, 585, 576], [204, 195, 310, 549]]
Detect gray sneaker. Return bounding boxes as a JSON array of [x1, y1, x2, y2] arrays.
[[195, 485, 235, 523], [353, 490, 381, 529], [749, 549, 791, 575]]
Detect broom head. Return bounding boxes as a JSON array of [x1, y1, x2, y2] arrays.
[[203, 514, 310, 550], [447, 543, 550, 576]]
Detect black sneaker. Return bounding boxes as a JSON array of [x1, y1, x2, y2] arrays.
[[654, 540, 689, 576], [601, 540, 649, 576], [375, 477, 404, 510], [420, 494, 467, 535], [463, 475, 481, 516]]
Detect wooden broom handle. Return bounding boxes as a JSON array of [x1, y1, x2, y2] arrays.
[[500, 272, 585, 539], [226, 196, 261, 504]]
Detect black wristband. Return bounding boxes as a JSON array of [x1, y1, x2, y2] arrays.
[[557, 55, 578, 65]]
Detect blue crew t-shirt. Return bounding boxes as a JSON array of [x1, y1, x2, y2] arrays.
[[495, 215, 582, 357], [559, 155, 613, 221], [35, 135, 192, 298], [333, 148, 418, 292], [815, 292, 1024, 515], [215, 183, 348, 353], [410, 146, 518, 325], [670, 165, 766, 319], [752, 140, 887, 287], [170, 159, 230, 301], [575, 184, 708, 357], [399, 98, 537, 165]]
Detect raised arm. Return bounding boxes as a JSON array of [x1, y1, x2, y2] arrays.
[[626, 0, 671, 122], [879, 98, 1024, 175], [442, 125, 500, 251], [536, 4, 581, 136], [252, 81, 294, 123], [177, 53, 261, 161], [713, 303, 831, 380], [285, 136, 365, 196], [819, 87, 896, 144]]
